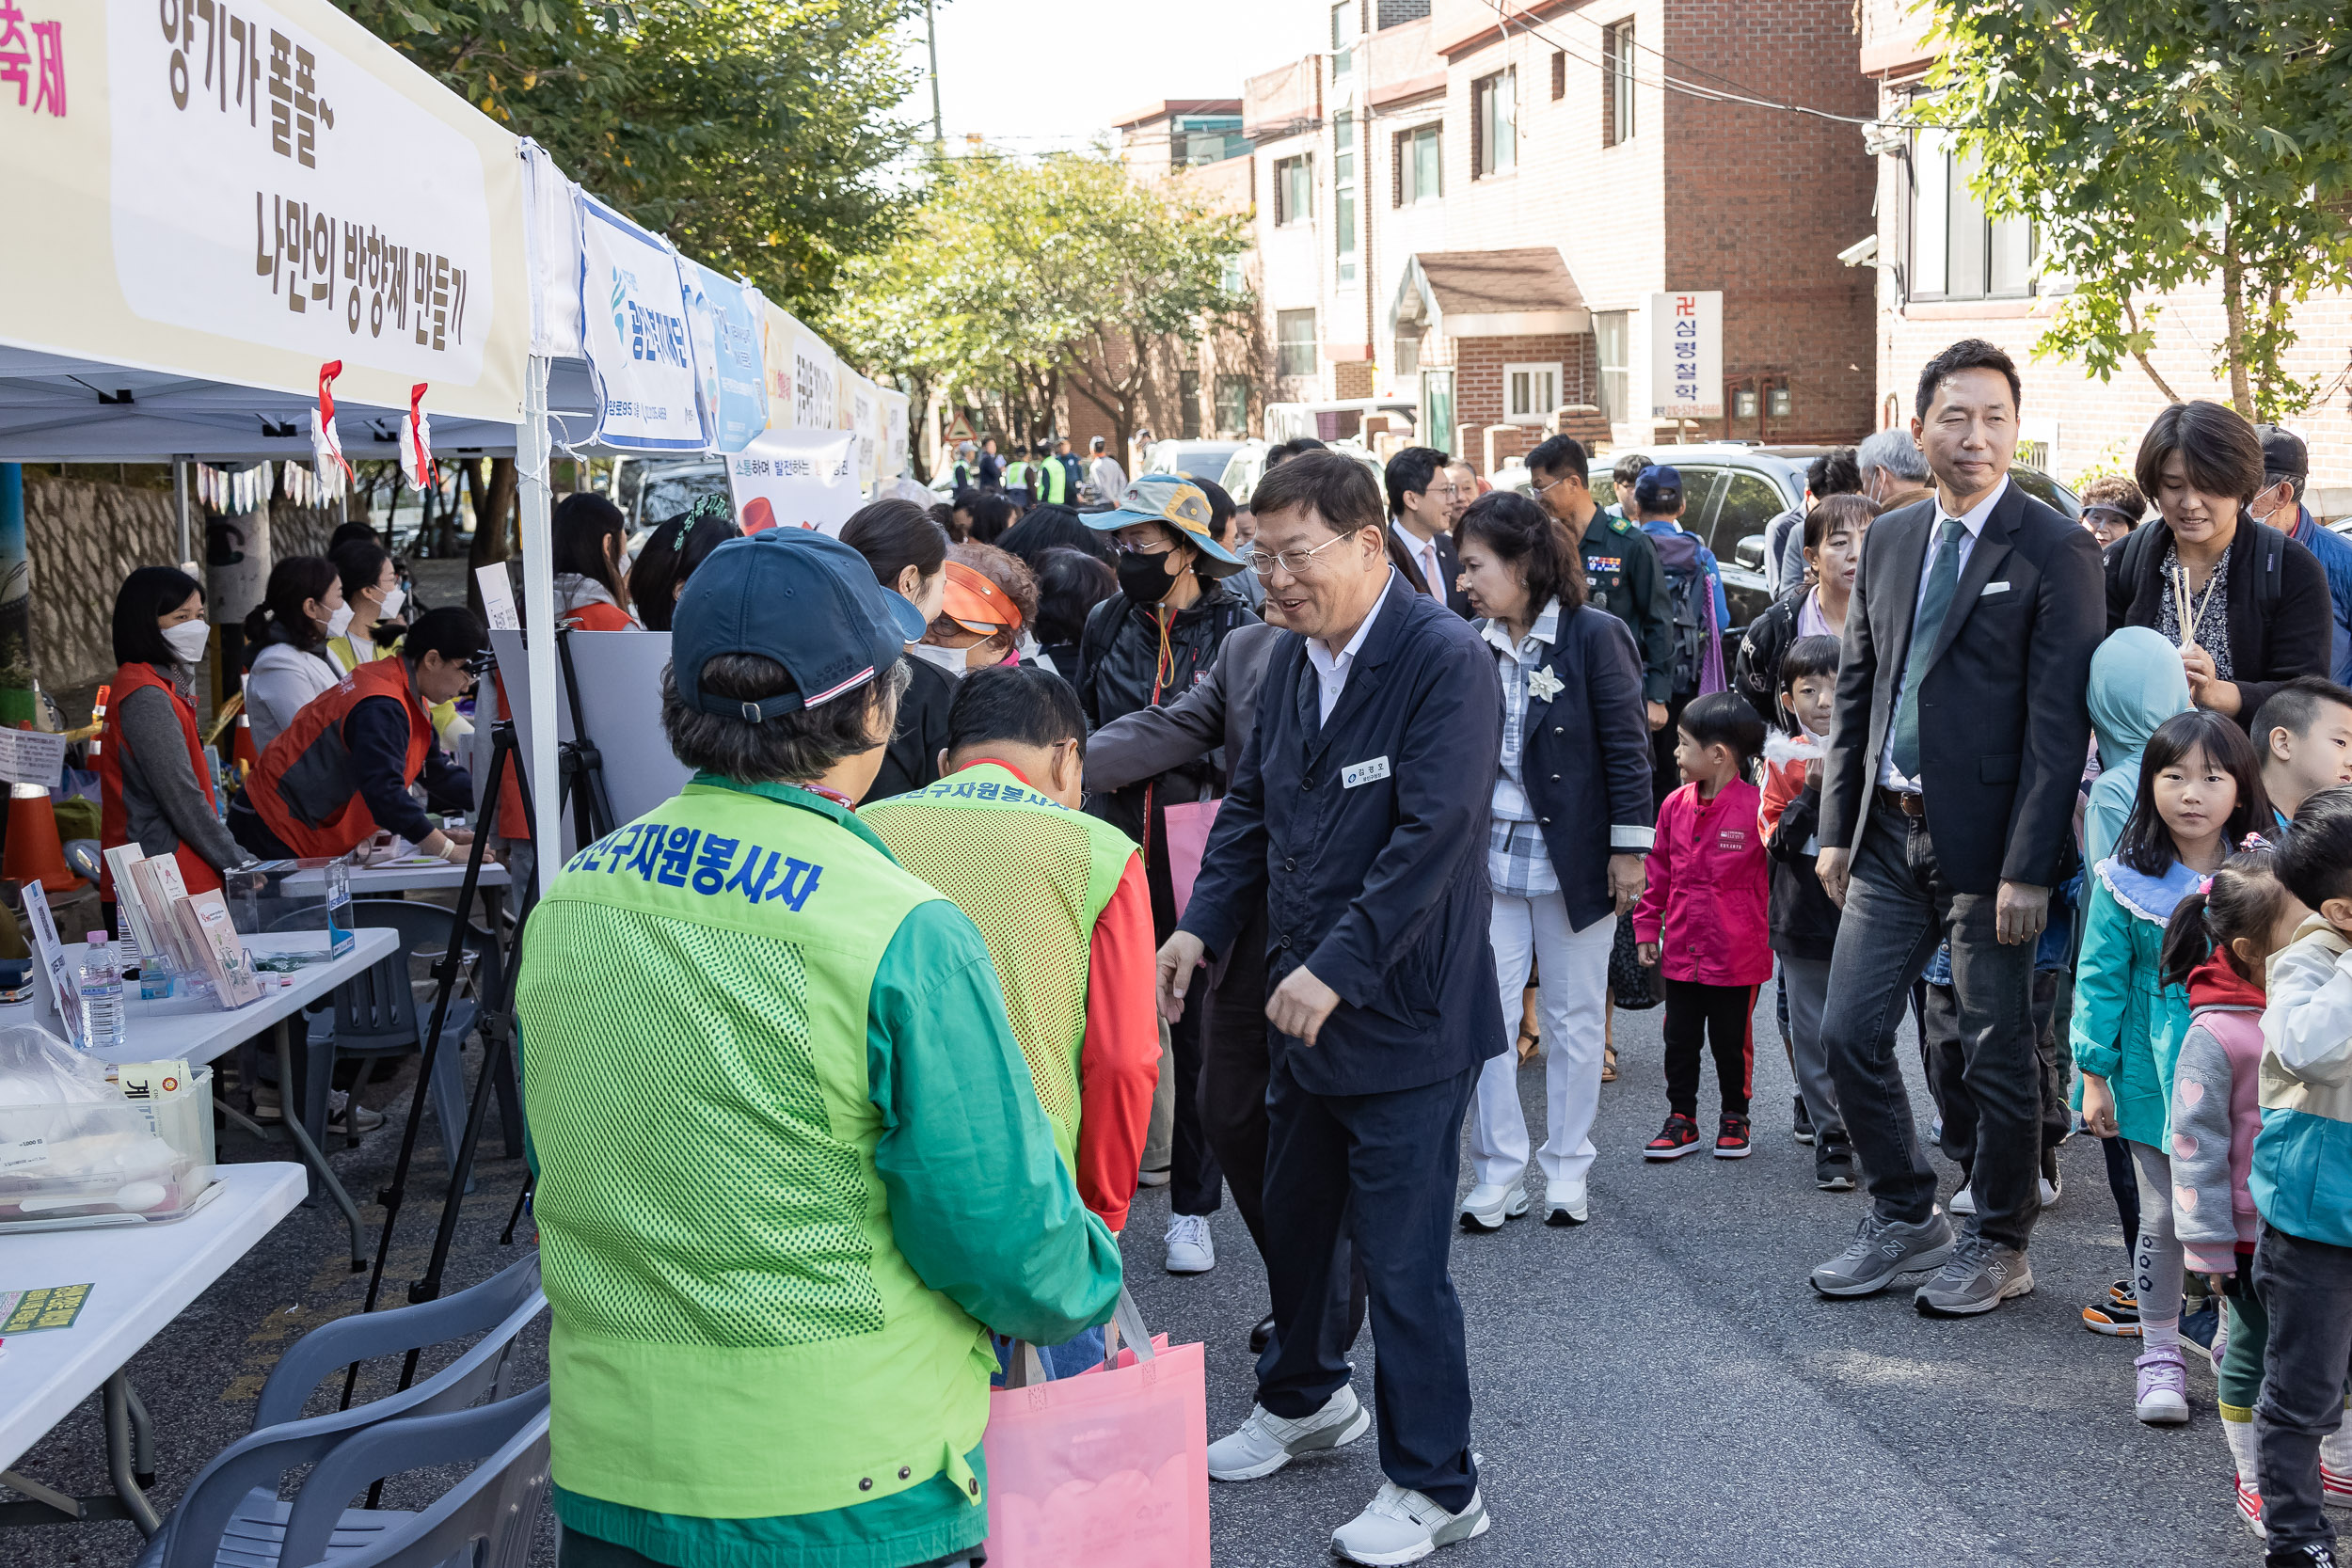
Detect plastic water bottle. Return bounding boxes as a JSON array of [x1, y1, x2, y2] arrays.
[[79, 931, 126, 1053]]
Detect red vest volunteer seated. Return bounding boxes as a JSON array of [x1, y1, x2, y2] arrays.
[[242, 657, 432, 858]]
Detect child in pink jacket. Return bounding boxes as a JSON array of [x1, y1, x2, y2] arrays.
[[1634, 691, 1772, 1162]]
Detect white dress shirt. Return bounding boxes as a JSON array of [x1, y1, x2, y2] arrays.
[[1878, 476, 2009, 791], [1306, 572, 1395, 724], [1391, 519, 1446, 603]]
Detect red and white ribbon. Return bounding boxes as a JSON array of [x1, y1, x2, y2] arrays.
[[312, 360, 352, 500], [400, 383, 436, 493]]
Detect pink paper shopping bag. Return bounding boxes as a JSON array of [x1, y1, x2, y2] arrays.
[[983, 1291, 1209, 1568], [1162, 799, 1222, 923]]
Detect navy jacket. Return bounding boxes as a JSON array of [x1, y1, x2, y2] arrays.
[[1184, 574, 1505, 1097], [1512, 607, 1656, 931]]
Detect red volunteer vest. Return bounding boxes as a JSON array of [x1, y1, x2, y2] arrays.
[[97, 661, 223, 899], [248, 657, 431, 858]]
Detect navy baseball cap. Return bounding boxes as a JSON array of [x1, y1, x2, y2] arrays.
[[1634, 464, 1684, 509], [672, 530, 929, 721]]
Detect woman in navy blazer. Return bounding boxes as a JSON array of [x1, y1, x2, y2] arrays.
[[1453, 493, 1658, 1231]]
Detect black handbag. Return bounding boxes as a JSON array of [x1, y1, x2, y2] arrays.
[[1609, 915, 1661, 1010]]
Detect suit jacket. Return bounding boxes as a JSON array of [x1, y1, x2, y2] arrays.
[[1516, 608, 1656, 930], [1184, 576, 1505, 1096], [1819, 481, 2104, 895], [1084, 622, 1284, 794], [1430, 530, 1475, 619]]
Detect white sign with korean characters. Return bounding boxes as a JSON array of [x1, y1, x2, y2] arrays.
[[1647, 291, 1723, 420], [0, 0, 527, 424], [725, 427, 859, 537], [578, 194, 709, 452]]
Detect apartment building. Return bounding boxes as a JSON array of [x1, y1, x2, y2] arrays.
[[1225, 0, 1878, 470], [1859, 0, 2349, 498]]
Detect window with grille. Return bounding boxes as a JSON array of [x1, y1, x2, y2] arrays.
[[1505, 362, 1561, 425], [1394, 124, 1440, 205], [1277, 309, 1318, 378], [1473, 70, 1516, 179], [1603, 20, 1636, 146], [1179, 371, 1201, 438], [1330, 1, 1354, 77], [1334, 112, 1358, 284], [1394, 335, 1422, 378], [1274, 154, 1312, 227]]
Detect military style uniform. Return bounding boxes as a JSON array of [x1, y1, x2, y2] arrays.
[[1579, 512, 1676, 705]]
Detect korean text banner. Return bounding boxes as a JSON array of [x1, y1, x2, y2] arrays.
[[1647, 291, 1723, 420], [880, 388, 910, 480], [680, 259, 766, 454], [726, 428, 859, 537], [0, 0, 528, 423], [579, 195, 708, 452]]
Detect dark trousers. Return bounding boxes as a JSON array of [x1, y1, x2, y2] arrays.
[[1201, 913, 1370, 1342], [1661, 978, 1756, 1118], [2255, 1223, 2352, 1556], [1919, 973, 2070, 1177], [1151, 831, 1223, 1217], [1258, 1055, 1479, 1513], [1820, 803, 2041, 1251], [228, 798, 298, 861]]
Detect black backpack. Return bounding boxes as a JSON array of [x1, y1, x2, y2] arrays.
[[1646, 529, 1717, 696]]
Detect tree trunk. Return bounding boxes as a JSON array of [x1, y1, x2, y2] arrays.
[[2218, 210, 2254, 418]]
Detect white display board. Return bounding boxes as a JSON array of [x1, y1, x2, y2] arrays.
[[725, 428, 860, 536], [1648, 291, 1724, 420], [578, 195, 708, 452]]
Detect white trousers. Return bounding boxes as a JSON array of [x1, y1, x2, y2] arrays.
[[1466, 893, 1616, 1190]]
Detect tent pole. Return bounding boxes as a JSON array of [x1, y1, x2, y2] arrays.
[[173, 456, 191, 567], [516, 355, 561, 902]]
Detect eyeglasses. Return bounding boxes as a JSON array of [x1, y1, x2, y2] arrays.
[[1248, 533, 1355, 578], [1114, 538, 1177, 557]]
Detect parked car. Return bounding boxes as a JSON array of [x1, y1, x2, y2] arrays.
[[1141, 438, 1248, 489], [1222, 438, 1385, 508], [1490, 442, 2080, 637], [625, 458, 729, 531]]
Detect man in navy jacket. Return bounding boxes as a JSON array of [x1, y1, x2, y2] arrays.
[[1160, 451, 1503, 1565]]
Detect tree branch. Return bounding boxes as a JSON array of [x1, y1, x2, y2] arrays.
[[2120, 297, 2182, 404]]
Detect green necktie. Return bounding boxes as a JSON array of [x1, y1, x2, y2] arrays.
[[1890, 517, 1969, 779]]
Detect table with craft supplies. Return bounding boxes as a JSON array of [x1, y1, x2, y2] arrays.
[[0, 1161, 307, 1536]]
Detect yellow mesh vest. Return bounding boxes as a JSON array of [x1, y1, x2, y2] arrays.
[[861, 764, 1135, 1171]]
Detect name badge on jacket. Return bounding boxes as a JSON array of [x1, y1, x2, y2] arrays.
[[1343, 756, 1391, 789]]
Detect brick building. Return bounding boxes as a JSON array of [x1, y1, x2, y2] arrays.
[[1174, 0, 1879, 471], [1859, 0, 2351, 506]]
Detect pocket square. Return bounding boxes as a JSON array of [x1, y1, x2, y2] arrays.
[[1979, 581, 2012, 597]]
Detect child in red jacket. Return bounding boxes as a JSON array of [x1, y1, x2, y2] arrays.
[[1634, 690, 1773, 1161]]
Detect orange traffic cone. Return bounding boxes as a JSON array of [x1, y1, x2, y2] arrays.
[[4, 782, 83, 895]]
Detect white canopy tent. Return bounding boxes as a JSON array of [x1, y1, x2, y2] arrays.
[[1, 0, 910, 895]]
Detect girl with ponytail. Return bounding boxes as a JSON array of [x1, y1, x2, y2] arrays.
[[2159, 845, 2319, 1528]]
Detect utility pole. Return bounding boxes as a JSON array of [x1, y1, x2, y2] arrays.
[[925, 0, 945, 145]]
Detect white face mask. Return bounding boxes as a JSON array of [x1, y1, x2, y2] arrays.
[[376, 585, 405, 621], [162, 619, 210, 663], [326, 602, 354, 637]]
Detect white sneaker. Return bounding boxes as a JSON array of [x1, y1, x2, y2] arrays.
[[2040, 1172, 2062, 1207], [1456, 1181, 1527, 1231], [1165, 1212, 1215, 1274], [1331, 1481, 1490, 1564], [1544, 1180, 1588, 1227], [1206, 1385, 1371, 1481], [1948, 1185, 1977, 1215]]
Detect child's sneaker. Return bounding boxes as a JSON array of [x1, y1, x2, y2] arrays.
[[2084, 1282, 2141, 1337], [2184, 1302, 2224, 1368], [2135, 1346, 2191, 1424], [1645, 1114, 1703, 1161], [2229, 1418, 2266, 1535], [1792, 1095, 1814, 1146], [2320, 1418, 2352, 1507], [2237, 1474, 2267, 1536], [1714, 1114, 1753, 1159]]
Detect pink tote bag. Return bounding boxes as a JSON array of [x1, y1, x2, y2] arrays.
[[983, 1291, 1209, 1567], [1162, 799, 1222, 923]]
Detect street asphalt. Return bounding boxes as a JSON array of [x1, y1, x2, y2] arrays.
[[8, 991, 2283, 1567]]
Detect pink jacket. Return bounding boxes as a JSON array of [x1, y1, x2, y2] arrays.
[[1632, 778, 1772, 987], [2169, 949, 2266, 1274]]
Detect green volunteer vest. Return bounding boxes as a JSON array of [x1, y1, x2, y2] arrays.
[[859, 764, 1135, 1173], [516, 779, 995, 1522]]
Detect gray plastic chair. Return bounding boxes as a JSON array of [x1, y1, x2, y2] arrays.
[[276, 1384, 549, 1568], [138, 1256, 546, 1568], [265, 900, 481, 1176]]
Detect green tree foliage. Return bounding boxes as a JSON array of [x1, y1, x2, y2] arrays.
[[1924, 1, 2352, 420], [333, 0, 923, 318], [829, 150, 1252, 462]]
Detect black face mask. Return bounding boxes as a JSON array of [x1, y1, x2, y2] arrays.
[[1118, 550, 1179, 604]]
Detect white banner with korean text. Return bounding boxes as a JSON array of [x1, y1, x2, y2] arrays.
[[1647, 291, 1723, 421], [0, 0, 528, 423], [725, 427, 859, 536]]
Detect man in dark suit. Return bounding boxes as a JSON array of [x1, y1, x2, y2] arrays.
[[1160, 451, 1502, 1564], [1385, 446, 1475, 618], [1810, 339, 2104, 1316]]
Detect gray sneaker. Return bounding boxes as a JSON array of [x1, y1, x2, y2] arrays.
[[1915, 1237, 2034, 1317], [1809, 1210, 1955, 1297]]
